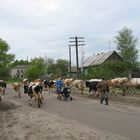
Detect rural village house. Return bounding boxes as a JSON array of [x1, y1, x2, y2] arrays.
[[81, 51, 124, 75], [10, 65, 30, 79]]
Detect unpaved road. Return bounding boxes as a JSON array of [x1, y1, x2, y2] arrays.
[[0, 84, 140, 140]]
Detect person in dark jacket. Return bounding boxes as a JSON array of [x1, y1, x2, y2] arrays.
[[96, 78, 109, 105]]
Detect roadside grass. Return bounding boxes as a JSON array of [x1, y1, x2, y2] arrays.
[[6, 79, 22, 84]]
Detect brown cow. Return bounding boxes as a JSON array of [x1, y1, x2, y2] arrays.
[[12, 83, 22, 98], [107, 77, 128, 95]]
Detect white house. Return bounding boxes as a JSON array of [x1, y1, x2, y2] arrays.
[[10, 65, 30, 79]]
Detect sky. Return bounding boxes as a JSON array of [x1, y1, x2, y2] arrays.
[[0, 0, 140, 65]]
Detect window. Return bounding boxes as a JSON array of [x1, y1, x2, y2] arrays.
[[17, 70, 20, 73]]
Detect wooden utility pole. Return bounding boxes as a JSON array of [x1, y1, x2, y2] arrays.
[[69, 45, 71, 78], [69, 36, 85, 79]]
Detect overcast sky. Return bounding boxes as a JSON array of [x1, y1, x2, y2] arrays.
[[0, 0, 140, 65]]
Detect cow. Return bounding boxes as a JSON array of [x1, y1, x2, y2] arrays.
[[128, 78, 140, 87], [0, 86, 3, 101], [43, 80, 55, 90], [64, 78, 74, 87], [0, 80, 7, 95], [85, 79, 101, 96], [28, 82, 44, 108], [12, 83, 22, 98], [70, 79, 85, 94], [124, 78, 140, 94], [34, 79, 42, 83], [107, 77, 128, 96]]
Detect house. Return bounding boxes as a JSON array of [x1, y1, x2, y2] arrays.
[[10, 65, 31, 79], [65, 66, 80, 79], [82, 51, 124, 75]]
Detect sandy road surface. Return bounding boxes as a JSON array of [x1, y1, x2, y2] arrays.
[[0, 84, 140, 140]]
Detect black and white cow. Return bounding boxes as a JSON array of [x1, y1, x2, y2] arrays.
[[85, 79, 102, 95], [43, 80, 55, 90], [27, 82, 44, 107], [0, 80, 7, 95], [0, 80, 7, 101]]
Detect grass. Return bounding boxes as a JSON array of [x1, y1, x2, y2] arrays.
[[6, 79, 22, 84]]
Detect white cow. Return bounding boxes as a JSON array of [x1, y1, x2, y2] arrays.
[[64, 78, 74, 87], [125, 78, 140, 94], [89, 79, 102, 82], [70, 80, 85, 94]]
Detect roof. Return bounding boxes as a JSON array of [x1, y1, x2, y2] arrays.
[[82, 51, 120, 67], [11, 65, 31, 69]]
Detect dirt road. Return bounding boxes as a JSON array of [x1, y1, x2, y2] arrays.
[[0, 84, 140, 140]]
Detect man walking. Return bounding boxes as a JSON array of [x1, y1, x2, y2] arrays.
[[96, 78, 109, 105]]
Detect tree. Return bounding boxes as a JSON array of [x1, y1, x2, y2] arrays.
[[47, 59, 69, 78], [26, 57, 46, 80], [0, 38, 15, 79], [45, 57, 54, 66], [56, 59, 69, 74], [115, 27, 139, 67]]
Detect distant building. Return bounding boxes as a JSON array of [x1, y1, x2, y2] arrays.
[[66, 66, 80, 79], [10, 65, 31, 79], [82, 51, 124, 75]]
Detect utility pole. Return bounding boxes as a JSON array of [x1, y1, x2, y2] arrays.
[[69, 36, 85, 79], [69, 45, 71, 78]]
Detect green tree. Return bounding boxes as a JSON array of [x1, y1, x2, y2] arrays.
[[56, 59, 69, 74], [26, 57, 46, 80], [115, 27, 139, 67], [47, 59, 69, 77], [0, 38, 15, 79], [45, 57, 54, 66]]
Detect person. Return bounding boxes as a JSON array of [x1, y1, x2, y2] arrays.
[[55, 76, 64, 99], [96, 78, 109, 105]]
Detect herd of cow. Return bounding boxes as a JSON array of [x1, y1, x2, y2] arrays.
[[0, 77, 140, 108], [64, 77, 140, 96]]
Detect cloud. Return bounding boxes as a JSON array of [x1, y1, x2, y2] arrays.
[[0, 0, 140, 64]]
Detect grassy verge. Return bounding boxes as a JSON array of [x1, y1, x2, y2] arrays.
[[6, 79, 22, 84]]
